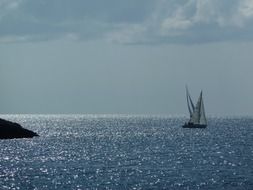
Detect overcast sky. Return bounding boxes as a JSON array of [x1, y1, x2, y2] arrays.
[[1, 0, 253, 115]]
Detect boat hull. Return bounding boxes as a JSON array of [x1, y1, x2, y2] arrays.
[[182, 123, 207, 128]]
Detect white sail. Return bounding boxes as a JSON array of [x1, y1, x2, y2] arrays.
[[189, 92, 202, 124], [184, 87, 207, 128], [199, 93, 207, 125], [186, 86, 195, 117]]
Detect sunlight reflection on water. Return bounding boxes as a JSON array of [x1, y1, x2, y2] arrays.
[[0, 115, 252, 189]]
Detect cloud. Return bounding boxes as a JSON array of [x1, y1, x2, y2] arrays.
[[109, 0, 253, 44], [1, 0, 253, 44], [0, 0, 23, 19]]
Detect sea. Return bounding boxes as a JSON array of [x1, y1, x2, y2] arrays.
[[0, 115, 252, 190]]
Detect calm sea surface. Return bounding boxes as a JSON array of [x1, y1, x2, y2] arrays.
[[0, 115, 252, 190]]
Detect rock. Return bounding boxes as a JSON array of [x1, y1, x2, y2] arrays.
[[0, 118, 39, 139]]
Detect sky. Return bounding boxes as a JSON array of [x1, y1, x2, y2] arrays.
[[1, 0, 253, 115]]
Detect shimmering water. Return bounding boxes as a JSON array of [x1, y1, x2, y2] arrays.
[[0, 115, 252, 190]]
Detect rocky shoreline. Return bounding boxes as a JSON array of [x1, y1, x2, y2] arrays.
[[0, 118, 38, 139]]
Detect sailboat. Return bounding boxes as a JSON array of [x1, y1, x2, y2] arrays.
[[182, 87, 207, 128]]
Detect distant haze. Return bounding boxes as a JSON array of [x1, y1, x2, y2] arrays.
[[1, 0, 253, 115]]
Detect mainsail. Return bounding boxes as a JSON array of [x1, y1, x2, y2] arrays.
[[186, 86, 195, 117], [199, 92, 207, 125], [188, 91, 207, 125]]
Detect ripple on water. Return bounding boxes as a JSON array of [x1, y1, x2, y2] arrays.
[[0, 115, 252, 189]]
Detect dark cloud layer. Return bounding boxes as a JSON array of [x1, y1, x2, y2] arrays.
[[1, 0, 253, 44]]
